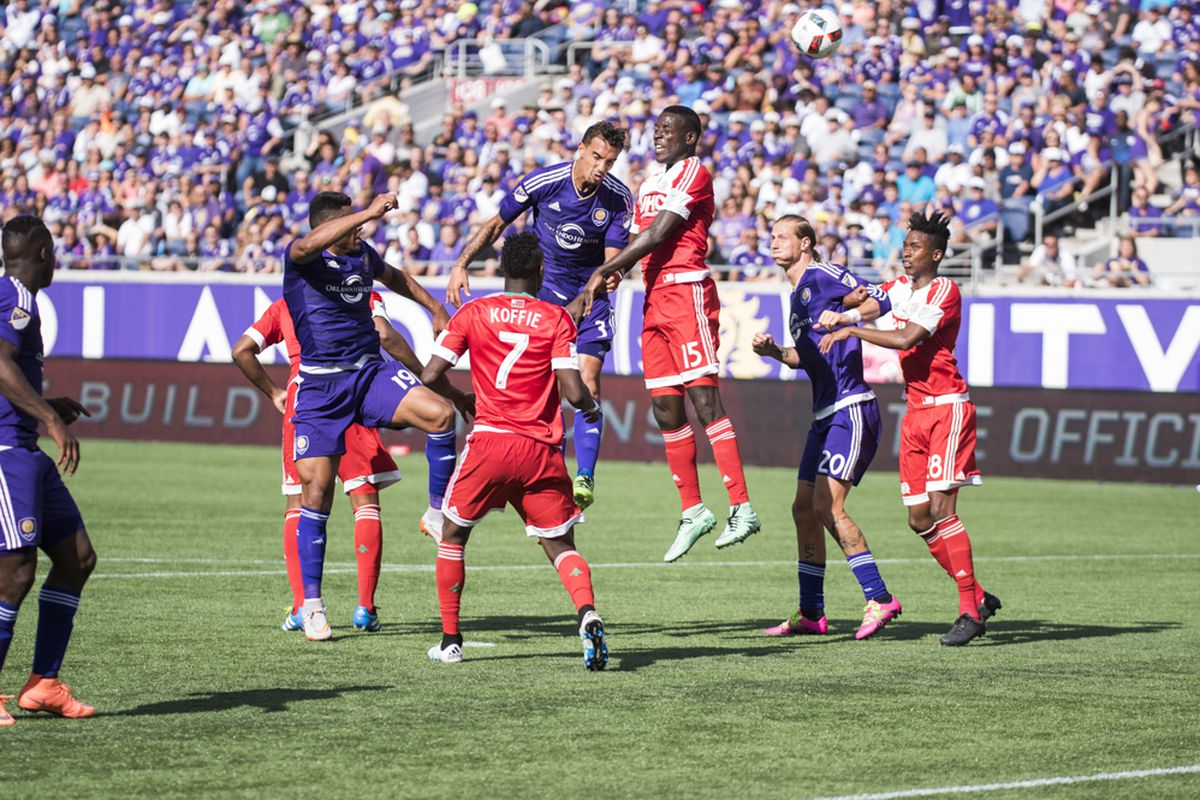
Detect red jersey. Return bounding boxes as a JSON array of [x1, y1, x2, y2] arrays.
[[880, 275, 970, 407], [244, 293, 388, 380], [633, 156, 715, 291], [432, 294, 578, 446]]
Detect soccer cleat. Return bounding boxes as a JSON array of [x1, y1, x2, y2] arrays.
[[427, 642, 463, 664], [855, 596, 903, 640], [17, 676, 94, 718], [579, 610, 608, 671], [573, 474, 595, 511], [714, 503, 761, 549], [663, 505, 717, 562], [763, 611, 828, 636], [420, 506, 444, 544], [941, 613, 987, 646], [352, 605, 382, 632], [0, 695, 13, 727], [979, 591, 1003, 621], [302, 604, 333, 641], [280, 609, 304, 632]]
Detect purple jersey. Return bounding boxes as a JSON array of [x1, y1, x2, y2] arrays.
[[283, 241, 387, 370], [498, 161, 633, 298], [0, 277, 43, 447], [789, 262, 891, 414]]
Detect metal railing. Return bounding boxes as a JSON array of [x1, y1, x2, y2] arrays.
[[566, 39, 634, 72], [1121, 215, 1200, 237], [1031, 164, 1120, 246], [443, 37, 552, 79]]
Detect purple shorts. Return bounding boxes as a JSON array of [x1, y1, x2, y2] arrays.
[[538, 286, 612, 360], [292, 358, 423, 460], [797, 399, 881, 486], [0, 447, 84, 554]]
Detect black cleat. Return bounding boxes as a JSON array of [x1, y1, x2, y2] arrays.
[[940, 614, 986, 646], [979, 592, 1002, 621]]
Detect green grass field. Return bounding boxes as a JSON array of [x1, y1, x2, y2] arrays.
[[2, 439, 1198, 799]]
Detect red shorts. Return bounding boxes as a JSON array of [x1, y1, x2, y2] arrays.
[[899, 400, 982, 506], [442, 431, 582, 538], [641, 278, 721, 392], [281, 381, 400, 496]]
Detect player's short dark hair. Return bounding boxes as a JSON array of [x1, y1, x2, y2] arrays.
[[907, 208, 951, 253], [774, 215, 823, 261], [499, 230, 543, 281], [580, 120, 628, 152], [309, 191, 352, 228], [661, 105, 702, 140], [1, 214, 50, 259]]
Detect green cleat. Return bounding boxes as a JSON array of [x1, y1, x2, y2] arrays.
[[714, 503, 761, 549], [663, 505, 717, 562], [573, 474, 595, 510]]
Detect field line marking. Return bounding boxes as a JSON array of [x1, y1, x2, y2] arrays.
[[813, 763, 1200, 800], [90, 552, 1200, 579]]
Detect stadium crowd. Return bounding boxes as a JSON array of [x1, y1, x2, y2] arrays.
[[0, 0, 1196, 282]]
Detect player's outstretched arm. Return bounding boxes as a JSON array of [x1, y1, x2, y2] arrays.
[[0, 341, 80, 474], [752, 333, 801, 368], [819, 321, 930, 355], [580, 210, 687, 316], [557, 368, 601, 423], [377, 318, 474, 421], [289, 193, 397, 264], [447, 214, 508, 308], [376, 264, 452, 335], [232, 334, 287, 414], [814, 297, 884, 331]]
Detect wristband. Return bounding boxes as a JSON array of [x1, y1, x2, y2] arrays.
[[845, 309, 863, 323]]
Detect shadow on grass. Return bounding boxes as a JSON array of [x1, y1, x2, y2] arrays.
[[822, 618, 1183, 645], [111, 685, 393, 717]]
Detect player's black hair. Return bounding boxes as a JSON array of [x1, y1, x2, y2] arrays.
[[773, 214, 823, 261], [309, 191, 353, 228], [661, 105, 702, 140], [580, 120, 628, 152], [500, 230, 543, 281], [907, 208, 951, 253], [1, 214, 50, 259]]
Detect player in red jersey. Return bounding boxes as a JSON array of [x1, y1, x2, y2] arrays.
[[421, 231, 607, 670], [232, 294, 472, 635], [817, 210, 1001, 646], [579, 105, 759, 562]]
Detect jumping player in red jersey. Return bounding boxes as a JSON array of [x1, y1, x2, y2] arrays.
[[232, 295, 473, 634], [579, 105, 760, 562], [817, 210, 1001, 646], [421, 231, 607, 670]]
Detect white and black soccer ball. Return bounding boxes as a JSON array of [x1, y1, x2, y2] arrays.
[[791, 7, 843, 59]]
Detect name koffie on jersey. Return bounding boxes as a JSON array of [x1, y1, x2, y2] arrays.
[[489, 300, 544, 328]]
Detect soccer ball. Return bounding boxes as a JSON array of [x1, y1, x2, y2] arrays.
[[791, 8, 843, 59]]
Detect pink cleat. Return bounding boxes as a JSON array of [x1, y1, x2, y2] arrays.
[[855, 596, 902, 640], [0, 695, 14, 727], [764, 611, 828, 636]]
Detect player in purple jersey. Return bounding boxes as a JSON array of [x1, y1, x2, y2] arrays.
[[0, 216, 97, 725], [446, 121, 633, 512], [283, 192, 459, 642], [752, 216, 903, 641]]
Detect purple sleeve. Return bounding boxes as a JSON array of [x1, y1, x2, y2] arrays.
[[498, 173, 537, 224], [603, 191, 633, 250], [0, 282, 24, 348], [835, 266, 893, 316], [367, 244, 387, 279]]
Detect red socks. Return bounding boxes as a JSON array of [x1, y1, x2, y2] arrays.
[[436, 542, 465, 635], [354, 504, 383, 612], [553, 550, 595, 611], [920, 523, 986, 607], [705, 417, 749, 505], [283, 509, 302, 614], [662, 424, 703, 510], [937, 515, 981, 620]]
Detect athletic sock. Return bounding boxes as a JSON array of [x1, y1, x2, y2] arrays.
[[425, 429, 457, 510], [938, 514, 981, 620], [797, 560, 826, 619], [0, 600, 17, 672], [436, 542, 465, 636], [553, 549, 595, 612], [662, 424, 703, 510], [846, 550, 889, 602], [353, 503, 382, 612], [283, 509, 303, 614], [297, 506, 329, 601], [574, 408, 603, 480], [920, 523, 985, 606], [705, 417, 750, 505], [32, 585, 80, 678]]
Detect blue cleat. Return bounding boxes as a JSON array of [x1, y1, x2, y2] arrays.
[[281, 609, 304, 632], [352, 605, 382, 632]]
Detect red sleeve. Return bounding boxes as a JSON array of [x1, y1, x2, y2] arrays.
[[246, 299, 284, 349], [550, 308, 579, 371], [660, 158, 712, 220], [368, 291, 388, 319], [931, 278, 961, 324], [431, 302, 471, 365]]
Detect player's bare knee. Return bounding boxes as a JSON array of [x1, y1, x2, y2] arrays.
[[928, 493, 955, 522], [907, 507, 934, 533], [429, 399, 455, 433], [0, 553, 36, 603], [651, 397, 685, 430]]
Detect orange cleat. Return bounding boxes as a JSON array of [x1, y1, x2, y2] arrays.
[[17, 675, 94, 718], [0, 695, 14, 727]]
